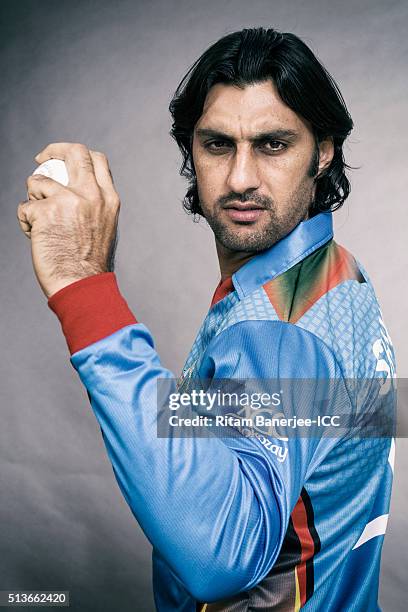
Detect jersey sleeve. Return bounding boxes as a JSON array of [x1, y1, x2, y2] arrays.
[[50, 277, 351, 602]]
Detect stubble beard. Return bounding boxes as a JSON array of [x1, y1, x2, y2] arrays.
[[201, 181, 314, 253]]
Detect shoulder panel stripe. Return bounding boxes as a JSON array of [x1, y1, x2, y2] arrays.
[[263, 240, 365, 323]]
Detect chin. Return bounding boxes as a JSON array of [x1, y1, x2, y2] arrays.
[[218, 229, 279, 253]]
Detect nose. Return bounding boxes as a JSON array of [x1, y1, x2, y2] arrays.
[[226, 146, 261, 194]]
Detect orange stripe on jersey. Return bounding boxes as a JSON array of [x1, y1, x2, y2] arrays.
[[292, 495, 315, 606]]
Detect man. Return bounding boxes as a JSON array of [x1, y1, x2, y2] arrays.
[[18, 28, 396, 611]]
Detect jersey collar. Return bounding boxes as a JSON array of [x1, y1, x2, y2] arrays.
[[232, 212, 333, 299]]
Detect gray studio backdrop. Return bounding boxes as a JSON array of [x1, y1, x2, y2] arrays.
[[1, 0, 407, 610]]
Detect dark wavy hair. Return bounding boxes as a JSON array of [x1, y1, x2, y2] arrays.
[[169, 28, 354, 219]]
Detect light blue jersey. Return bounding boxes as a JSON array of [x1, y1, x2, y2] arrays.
[[52, 212, 396, 610]]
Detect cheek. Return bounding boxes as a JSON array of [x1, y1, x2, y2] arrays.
[[194, 157, 225, 200], [261, 152, 314, 197]]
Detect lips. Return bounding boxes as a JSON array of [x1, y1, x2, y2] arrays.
[[223, 203, 265, 222]]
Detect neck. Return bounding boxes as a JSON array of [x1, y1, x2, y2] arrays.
[[216, 240, 257, 280]]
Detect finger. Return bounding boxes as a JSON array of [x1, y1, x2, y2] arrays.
[[17, 200, 34, 238], [35, 142, 96, 187], [26, 174, 69, 200], [17, 197, 56, 234], [89, 150, 119, 205]]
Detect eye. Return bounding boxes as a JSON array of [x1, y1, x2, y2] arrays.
[[260, 140, 286, 153], [205, 140, 232, 153]]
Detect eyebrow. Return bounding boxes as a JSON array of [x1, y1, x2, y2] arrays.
[[195, 127, 300, 143]]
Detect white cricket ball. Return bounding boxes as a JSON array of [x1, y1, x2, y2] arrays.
[[33, 159, 69, 186]]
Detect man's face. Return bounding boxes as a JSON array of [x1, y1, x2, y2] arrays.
[[192, 80, 333, 253]]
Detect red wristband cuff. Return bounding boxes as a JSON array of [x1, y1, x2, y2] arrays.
[[48, 272, 137, 355]]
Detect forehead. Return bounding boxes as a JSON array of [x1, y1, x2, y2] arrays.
[[195, 80, 311, 137]]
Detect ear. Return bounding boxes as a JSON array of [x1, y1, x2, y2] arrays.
[[317, 137, 334, 177]]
